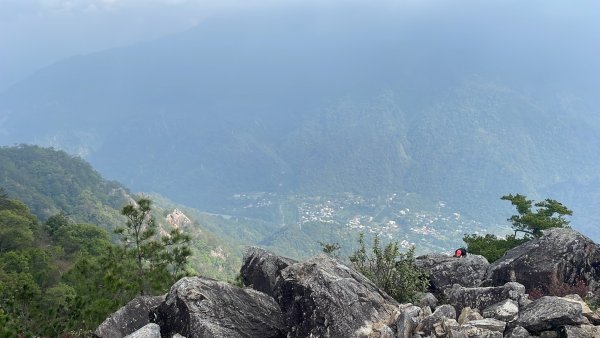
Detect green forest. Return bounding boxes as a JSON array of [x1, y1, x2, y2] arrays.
[[0, 145, 243, 336], [0, 190, 125, 335]]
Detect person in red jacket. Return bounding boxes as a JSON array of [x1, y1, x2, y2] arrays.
[[454, 247, 468, 257]]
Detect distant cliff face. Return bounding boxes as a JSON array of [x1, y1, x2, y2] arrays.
[[96, 228, 600, 338]]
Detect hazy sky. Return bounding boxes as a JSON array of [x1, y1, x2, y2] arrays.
[[0, 0, 253, 90], [1, 0, 600, 91]]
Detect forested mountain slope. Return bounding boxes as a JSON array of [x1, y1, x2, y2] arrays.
[[0, 145, 241, 280], [1, 9, 599, 240]]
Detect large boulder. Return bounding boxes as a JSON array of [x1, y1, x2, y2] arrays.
[[152, 277, 286, 338], [94, 295, 164, 338], [514, 296, 588, 333], [270, 253, 399, 337], [415, 254, 489, 293], [445, 282, 525, 315], [240, 247, 296, 295], [486, 228, 600, 293]]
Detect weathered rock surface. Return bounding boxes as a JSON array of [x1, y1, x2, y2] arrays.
[[240, 246, 296, 295], [458, 307, 483, 325], [419, 292, 438, 308], [123, 323, 161, 338], [94, 295, 164, 338], [418, 304, 456, 336], [445, 282, 525, 315], [272, 254, 399, 337], [396, 304, 422, 338], [462, 318, 506, 333], [152, 277, 286, 338], [458, 325, 503, 338], [505, 325, 532, 338], [97, 231, 600, 338], [515, 296, 588, 333], [486, 228, 600, 293], [482, 299, 519, 322], [416, 254, 489, 293], [560, 324, 600, 337]]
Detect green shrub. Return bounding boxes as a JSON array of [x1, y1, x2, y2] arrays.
[[462, 233, 527, 262], [349, 234, 429, 303]]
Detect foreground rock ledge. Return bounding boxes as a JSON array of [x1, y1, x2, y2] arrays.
[[94, 295, 164, 338], [97, 230, 600, 338], [486, 228, 600, 292], [152, 277, 286, 338], [279, 255, 399, 337], [241, 249, 400, 337]]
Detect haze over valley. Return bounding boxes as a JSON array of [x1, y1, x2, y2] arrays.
[[2, 0, 600, 256]]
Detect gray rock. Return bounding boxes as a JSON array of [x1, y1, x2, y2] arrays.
[[124, 323, 161, 338], [419, 292, 438, 308], [562, 295, 593, 316], [445, 282, 525, 315], [448, 329, 465, 338], [415, 254, 489, 293], [272, 254, 399, 338], [515, 296, 588, 333], [462, 318, 506, 333], [457, 307, 483, 325], [583, 308, 600, 325], [240, 246, 296, 295], [486, 228, 600, 293], [418, 304, 456, 336], [442, 318, 460, 331], [379, 324, 395, 338], [482, 299, 519, 322], [440, 318, 461, 337], [458, 325, 503, 338], [539, 331, 559, 338], [94, 295, 164, 338], [505, 326, 532, 338], [560, 325, 600, 338], [396, 304, 422, 338], [152, 277, 286, 338]]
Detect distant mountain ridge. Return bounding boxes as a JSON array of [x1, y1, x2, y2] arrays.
[[1, 12, 599, 239]]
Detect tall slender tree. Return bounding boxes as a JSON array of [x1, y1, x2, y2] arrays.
[[115, 197, 192, 295]]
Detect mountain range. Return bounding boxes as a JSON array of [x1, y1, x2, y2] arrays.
[[1, 9, 599, 241]]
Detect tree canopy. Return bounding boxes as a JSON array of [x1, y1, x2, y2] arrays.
[[501, 194, 572, 238], [463, 194, 573, 262]]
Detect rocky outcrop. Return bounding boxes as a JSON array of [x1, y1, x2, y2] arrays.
[[152, 277, 286, 338], [271, 254, 399, 337], [515, 296, 589, 334], [445, 282, 526, 315], [94, 295, 164, 338], [240, 246, 296, 295], [96, 232, 600, 338], [416, 253, 489, 293], [486, 228, 600, 293]]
